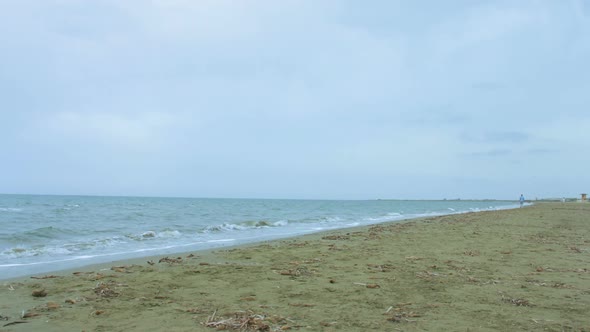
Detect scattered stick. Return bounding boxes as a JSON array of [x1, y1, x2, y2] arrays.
[[289, 303, 315, 307], [21, 312, 40, 319], [207, 309, 217, 324], [159, 256, 182, 264], [30, 275, 60, 279], [3, 321, 29, 327]]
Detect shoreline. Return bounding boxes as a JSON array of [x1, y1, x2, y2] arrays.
[[0, 213, 441, 283], [1, 203, 588, 331], [1, 202, 520, 281]]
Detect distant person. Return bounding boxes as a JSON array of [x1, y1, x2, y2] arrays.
[[519, 194, 525, 207], [562, 197, 566, 203]]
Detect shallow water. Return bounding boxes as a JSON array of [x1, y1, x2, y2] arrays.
[[0, 194, 517, 279]]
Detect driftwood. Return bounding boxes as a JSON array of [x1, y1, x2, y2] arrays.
[[3, 321, 29, 327], [30, 275, 61, 279]]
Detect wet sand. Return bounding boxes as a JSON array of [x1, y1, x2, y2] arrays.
[[1, 203, 589, 331]]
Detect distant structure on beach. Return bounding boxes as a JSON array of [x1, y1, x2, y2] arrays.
[[581, 193, 587, 202]]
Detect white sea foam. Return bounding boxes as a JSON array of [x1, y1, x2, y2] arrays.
[[157, 230, 182, 238], [273, 220, 288, 227], [203, 223, 246, 233], [0, 207, 22, 212]]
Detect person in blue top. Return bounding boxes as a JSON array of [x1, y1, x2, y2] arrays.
[[519, 194, 525, 207]]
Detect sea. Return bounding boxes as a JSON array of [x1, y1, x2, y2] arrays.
[[0, 194, 518, 280]]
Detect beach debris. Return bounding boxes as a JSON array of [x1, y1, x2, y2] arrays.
[[21, 310, 40, 319], [65, 299, 77, 304], [32, 289, 47, 297], [147, 260, 155, 265], [288, 303, 315, 307], [0, 314, 8, 321], [185, 307, 206, 314], [46, 302, 60, 310], [502, 296, 532, 307], [277, 266, 311, 277], [110, 266, 128, 273], [327, 244, 346, 251], [204, 310, 278, 331], [352, 282, 380, 288], [387, 311, 421, 323], [531, 318, 555, 325], [72, 271, 106, 280], [94, 281, 120, 298], [415, 271, 442, 280], [405, 256, 423, 261], [187, 253, 195, 258], [158, 256, 182, 264], [367, 263, 395, 272], [91, 310, 105, 316], [569, 246, 582, 253], [463, 250, 480, 256], [3, 321, 29, 327], [111, 264, 143, 273], [386, 303, 421, 323], [551, 282, 574, 289], [30, 275, 61, 279], [321, 234, 349, 240]]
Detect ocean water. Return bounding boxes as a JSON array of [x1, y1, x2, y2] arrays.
[[0, 194, 517, 279]]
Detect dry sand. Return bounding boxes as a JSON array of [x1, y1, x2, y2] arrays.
[[0, 203, 589, 331]]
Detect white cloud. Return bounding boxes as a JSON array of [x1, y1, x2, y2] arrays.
[[37, 111, 177, 151]]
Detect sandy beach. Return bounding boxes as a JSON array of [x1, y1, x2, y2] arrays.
[[1, 203, 588, 331]]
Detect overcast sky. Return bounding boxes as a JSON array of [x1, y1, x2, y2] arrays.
[[1, 0, 589, 200]]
